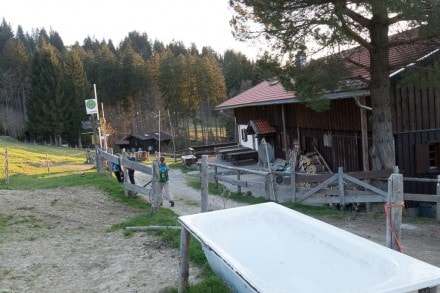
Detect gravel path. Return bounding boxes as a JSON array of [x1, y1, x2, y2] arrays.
[[134, 167, 248, 216]]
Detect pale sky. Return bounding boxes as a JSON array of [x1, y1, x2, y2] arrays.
[[2, 0, 264, 60]]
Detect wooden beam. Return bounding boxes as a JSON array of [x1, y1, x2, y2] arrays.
[[178, 227, 190, 293], [343, 173, 388, 197], [298, 195, 387, 204], [403, 193, 440, 202], [298, 173, 339, 203], [282, 104, 288, 159], [125, 226, 181, 231], [208, 162, 269, 176], [360, 96, 370, 171], [214, 175, 265, 188], [123, 182, 150, 196], [386, 173, 403, 251], [201, 155, 208, 213]]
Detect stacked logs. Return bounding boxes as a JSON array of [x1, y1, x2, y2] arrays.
[[298, 153, 326, 174]]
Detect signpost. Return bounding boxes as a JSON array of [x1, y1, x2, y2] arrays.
[[85, 84, 102, 171], [81, 120, 99, 130], [85, 98, 98, 115]]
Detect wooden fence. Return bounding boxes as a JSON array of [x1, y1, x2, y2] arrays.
[[97, 149, 153, 198], [207, 161, 440, 220], [97, 149, 208, 213]]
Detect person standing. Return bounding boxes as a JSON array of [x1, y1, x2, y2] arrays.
[[158, 156, 174, 207], [112, 154, 124, 183], [126, 151, 136, 184]]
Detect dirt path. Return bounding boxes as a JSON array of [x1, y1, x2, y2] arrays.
[[0, 168, 247, 293], [0, 168, 439, 292]]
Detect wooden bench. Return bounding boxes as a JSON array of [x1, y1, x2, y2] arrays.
[[226, 150, 259, 165], [189, 142, 237, 158], [217, 147, 249, 159]]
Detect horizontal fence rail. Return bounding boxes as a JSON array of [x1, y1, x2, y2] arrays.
[[205, 160, 439, 220], [97, 149, 153, 197]]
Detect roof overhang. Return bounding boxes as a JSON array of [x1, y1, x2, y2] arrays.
[[216, 98, 297, 110], [390, 48, 440, 79], [216, 89, 370, 111], [322, 89, 370, 100]]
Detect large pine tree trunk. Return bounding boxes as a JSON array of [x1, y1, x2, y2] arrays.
[[369, 11, 396, 171]]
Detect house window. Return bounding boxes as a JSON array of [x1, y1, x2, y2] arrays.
[[415, 143, 440, 174], [429, 143, 440, 170], [241, 129, 248, 142]]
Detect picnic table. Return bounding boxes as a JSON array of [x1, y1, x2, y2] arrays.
[[216, 147, 250, 159], [226, 150, 259, 165]]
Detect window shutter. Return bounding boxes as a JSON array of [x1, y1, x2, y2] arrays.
[[415, 144, 429, 174]]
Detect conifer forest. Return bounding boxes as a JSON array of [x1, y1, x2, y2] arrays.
[[0, 19, 267, 150]]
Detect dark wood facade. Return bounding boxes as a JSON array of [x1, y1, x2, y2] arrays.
[[391, 54, 440, 193], [213, 29, 440, 200], [115, 132, 172, 154], [234, 55, 440, 194], [235, 98, 368, 172]]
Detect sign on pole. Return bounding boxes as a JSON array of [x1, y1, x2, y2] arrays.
[[81, 120, 99, 130], [85, 99, 98, 114]]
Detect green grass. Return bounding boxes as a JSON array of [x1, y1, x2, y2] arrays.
[[0, 136, 86, 181]]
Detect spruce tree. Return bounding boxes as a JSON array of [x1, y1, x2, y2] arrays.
[[63, 49, 91, 147], [27, 41, 67, 145]]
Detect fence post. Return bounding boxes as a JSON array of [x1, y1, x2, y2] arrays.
[[338, 167, 345, 207], [386, 171, 403, 251], [265, 174, 273, 200], [178, 226, 190, 293], [96, 149, 103, 172], [85, 148, 89, 163], [5, 148, 9, 184], [201, 155, 208, 213], [436, 175, 440, 221], [237, 170, 241, 194], [122, 150, 129, 197], [46, 153, 50, 173], [109, 153, 113, 179], [214, 165, 218, 187], [97, 148, 103, 172], [151, 159, 162, 214], [290, 149, 297, 203]]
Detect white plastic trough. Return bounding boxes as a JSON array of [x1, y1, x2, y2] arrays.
[[178, 202, 440, 293]]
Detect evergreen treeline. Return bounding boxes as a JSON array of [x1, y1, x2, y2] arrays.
[[0, 18, 270, 150]]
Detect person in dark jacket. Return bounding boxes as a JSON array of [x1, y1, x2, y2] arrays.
[[126, 151, 136, 184]]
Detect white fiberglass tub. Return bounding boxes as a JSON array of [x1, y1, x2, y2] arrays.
[[178, 202, 440, 293]]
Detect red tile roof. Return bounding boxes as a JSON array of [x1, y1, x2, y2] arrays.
[[217, 80, 296, 109], [247, 119, 276, 135], [217, 29, 439, 110], [341, 30, 439, 82]]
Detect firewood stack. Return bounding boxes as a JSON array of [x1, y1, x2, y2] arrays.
[[298, 153, 326, 174]]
